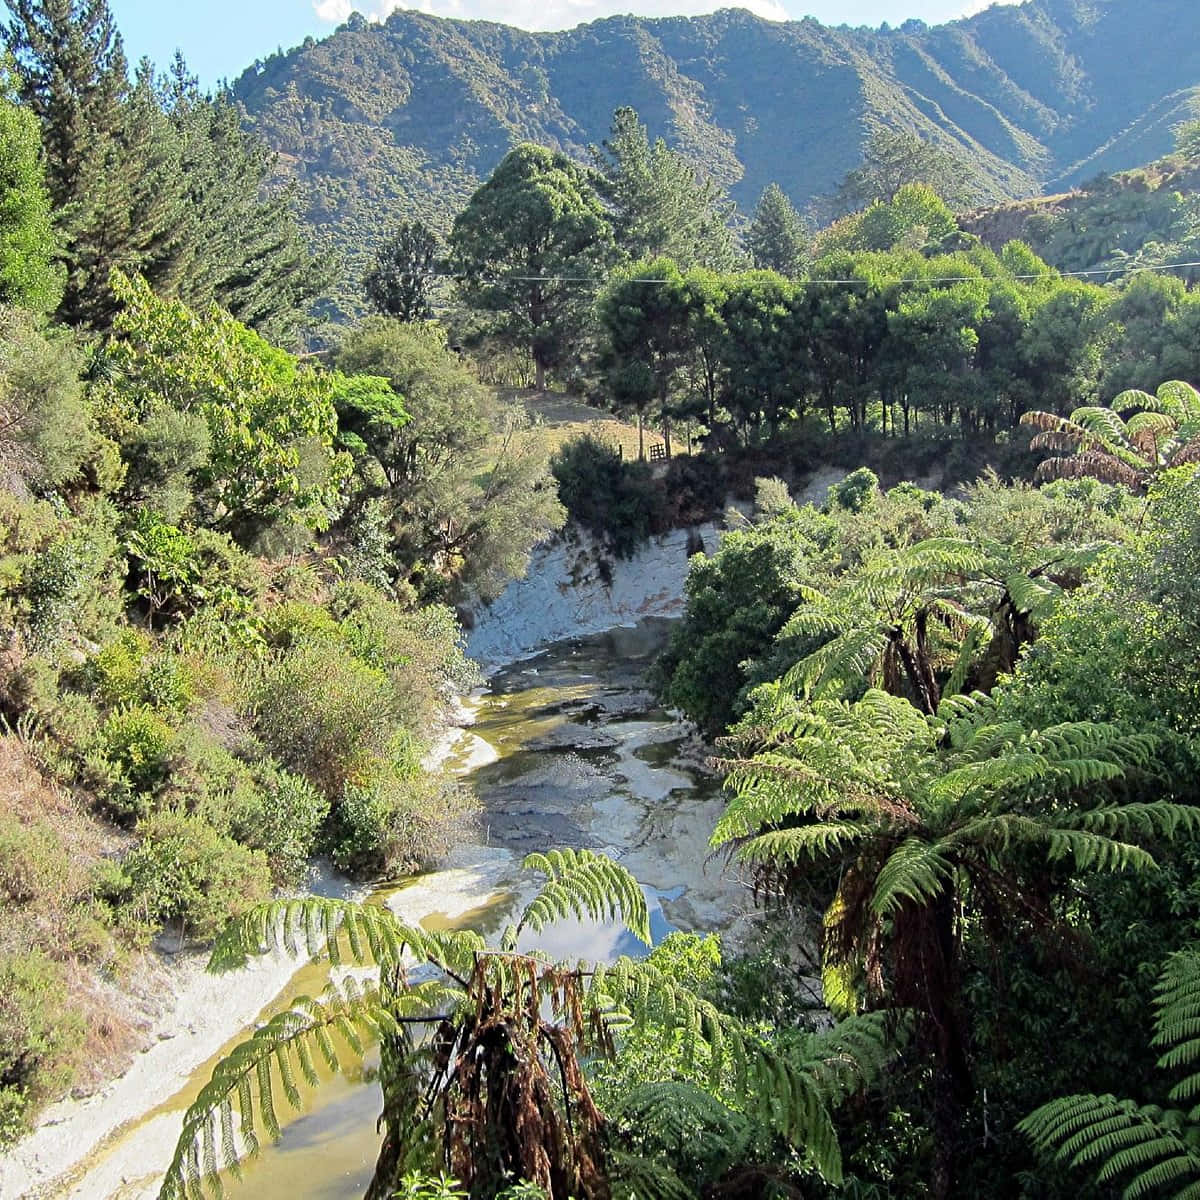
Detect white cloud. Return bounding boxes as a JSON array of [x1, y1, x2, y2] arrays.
[[313, 0, 787, 33], [313, 0, 354, 19]]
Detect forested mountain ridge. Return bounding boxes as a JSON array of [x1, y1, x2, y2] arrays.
[[962, 151, 1200, 277], [233, 0, 1200, 309]]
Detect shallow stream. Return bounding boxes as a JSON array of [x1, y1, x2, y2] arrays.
[[43, 619, 746, 1200]]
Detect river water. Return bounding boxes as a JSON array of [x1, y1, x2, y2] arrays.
[[43, 619, 747, 1200]]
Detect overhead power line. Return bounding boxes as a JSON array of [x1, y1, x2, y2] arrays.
[[421, 259, 1200, 288]]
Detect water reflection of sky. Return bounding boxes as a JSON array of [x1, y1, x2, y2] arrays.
[[515, 882, 685, 962]]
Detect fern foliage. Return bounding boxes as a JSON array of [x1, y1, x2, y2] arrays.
[[1022, 380, 1200, 490], [505, 848, 650, 948], [774, 522, 1094, 718], [159, 975, 458, 1200], [1021, 948, 1200, 1198], [159, 848, 884, 1200]]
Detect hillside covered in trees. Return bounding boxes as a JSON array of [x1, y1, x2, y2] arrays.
[[233, 0, 1200, 309]]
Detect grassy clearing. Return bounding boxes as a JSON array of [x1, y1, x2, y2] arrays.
[[505, 390, 658, 461]]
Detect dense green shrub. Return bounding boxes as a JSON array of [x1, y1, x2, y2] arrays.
[[121, 812, 271, 941], [85, 630, 193, 713], [827, 466, 879, 513], [123, 512, 263, 625], [23, 502, 120, 650], [252, 636, 399, 796], [227, 763, 330, 887], [97, 705, 175, 788], [0, 818, 61, 905], [657, 511, 825, 734], [332, 582, 477, 737], [0, 950, 84, 1148], [550, 434, 664, 558], [328, 760, 469, 877], [0, 308, 90, 490]]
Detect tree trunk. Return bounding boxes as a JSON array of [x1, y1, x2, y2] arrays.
[[637, 410, 644, 461], [535, 356, 545, 392]]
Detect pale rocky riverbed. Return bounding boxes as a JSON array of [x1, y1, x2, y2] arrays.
[[2, 615, 751, 1200]]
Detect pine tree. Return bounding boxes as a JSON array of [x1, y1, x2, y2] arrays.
[[5, 3, 326, 336], [4, 0, 127, 206], [364, 219, 439, 322], [591, 107, 736, 272], [4, 0, 150, 325], [163, 66, 331, 345], [746, 182, 808, 276]]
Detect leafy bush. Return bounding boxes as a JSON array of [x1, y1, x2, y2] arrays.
[[550, 434, 664, 558], [656, 513, 817, 734], [329, 761, 469, 877], [121, 812, 271, 941], [123, 511, 266, 627], [119, 408, 210, 523], [252, 636, 399, 796], [0, 950, 85, 1148], [0, 818, 62, 905], [332, 582, 477, 737], [827, 466, 880, 513], [258, 599, 340, 650], [95, 705, 175, 813], [23, 503, 120, 650], [85, 630, 193, 713], [228, 763, 330, 887], [0, 307, 90, 490]]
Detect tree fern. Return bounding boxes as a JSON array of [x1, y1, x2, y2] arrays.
[[1022, 381, 1200, 491], [159, 849, 882, 1200], [1021, 949, 1200, 1198], [713, 683, 1193, 1195]]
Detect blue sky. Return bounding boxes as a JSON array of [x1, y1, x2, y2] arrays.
[[109, 0, 1012, 87]]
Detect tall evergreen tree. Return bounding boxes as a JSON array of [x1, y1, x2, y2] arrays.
[[591, 106, 736, 272], [163, 67, 331, 345], [363, 219, 438, 322], [448, 143, 613, 390], [5, 5, 327, 336], [746, 182, 808, 276], [4, 0, 125, 204], [3, 0, 155, 325], [835, 129, 967, 214]]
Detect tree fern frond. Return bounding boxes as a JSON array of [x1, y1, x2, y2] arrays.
[[1004, 571, 1058, 621], [608, 1148, 695, 1200], [780, 625, 889, 701], [208, 897, 478, 978], [1044, 829, 1157, 873], [517, 848, 650, 946], [159, 977, 454, 1200], [1069, 406, 1141, 460], [1035, 452, 1144, 488], [945, 621, 987, 699], [1021, 409, 1089, 441], [796, 1012, 895, 1108], [590, 959, 866, 1183], [733, 823, 872, 867], [1066, 803, 1200, 843], [869, 837, 953, 916]]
